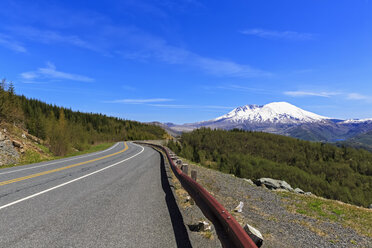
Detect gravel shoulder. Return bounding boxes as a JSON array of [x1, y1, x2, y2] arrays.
[[173, 157, 372, 248]]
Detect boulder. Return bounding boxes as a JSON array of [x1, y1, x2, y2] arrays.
[[12, 140, 23, 148], [279, 180, 293, 191], [294, 188, 305, 194], [244, 224, 263, 247], [368, 204, 372, 209], [304, 192, 312, 196], [243, 178, 254, 185], [189, 221, 211, 232], [254, 178, 281, 189], [255, 178, 293, 191]]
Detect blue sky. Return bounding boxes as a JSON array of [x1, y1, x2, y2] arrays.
[[1, 0, 371, 123]]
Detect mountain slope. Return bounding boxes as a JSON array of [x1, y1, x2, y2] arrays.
[[338, 131, 372, 152], [166, 102, 372, 142], [214, 102, 328, 124]]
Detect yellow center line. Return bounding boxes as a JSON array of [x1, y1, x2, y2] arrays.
[[0, 142, 129, 187]]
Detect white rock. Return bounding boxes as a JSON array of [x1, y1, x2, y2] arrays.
[[294, 188, 305, 194], [244, 224, 263, 247], [199, 221, 211, 231], [234, 201, 244, 213], [243, 178, 254, 185]]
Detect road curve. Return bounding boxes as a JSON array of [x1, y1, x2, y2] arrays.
[[0, 142, 191, 248]]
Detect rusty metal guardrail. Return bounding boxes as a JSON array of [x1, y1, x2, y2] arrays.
[[137, 142, 258, 248]]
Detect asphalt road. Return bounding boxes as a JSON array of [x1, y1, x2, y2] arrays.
[[0, 142, 191, 248]]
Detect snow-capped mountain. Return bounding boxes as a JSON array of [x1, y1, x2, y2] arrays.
[[340, 118, 372, 124], [213, 102, 329, 124], [165, 102, 372, 142]]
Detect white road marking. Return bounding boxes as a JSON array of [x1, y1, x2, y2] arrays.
[[0, 143, 120, 176], [0, 143, 144, 210]]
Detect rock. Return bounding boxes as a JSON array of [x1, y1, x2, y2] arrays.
[[279, 180, 293, 191], [3, 128, 7, 133], [0, 139, 20, 165], [294, 188, 305, 194], [234, 201, 244, 213], [12, 140, 23, 148], [368, 204, 372, 209], [21, 133, 27, 139], [243, 178, 254, 185], [255, 178, 293, 191], [244, 224, 263, 247], [304, 192, 312, 196], [188, 221, 211, 232], [0, 132, 5, 141], [254, 178, 281, 189]]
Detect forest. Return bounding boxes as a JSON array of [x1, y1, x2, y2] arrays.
[[0, 79, 165, 156], [167, 128, 372, 207]]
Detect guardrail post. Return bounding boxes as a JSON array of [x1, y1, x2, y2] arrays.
[[182, 164, 189, 176], [190, 170, 197, 205], [191, 170, 197, 181]]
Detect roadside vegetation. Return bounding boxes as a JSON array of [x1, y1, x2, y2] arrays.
[[279, 191, 371, 238], [167, 128, 372, 207], [0, 78, 165, 156], [1, 142, 115, 169]]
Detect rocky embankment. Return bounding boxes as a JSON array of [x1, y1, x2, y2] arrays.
[[0, 129, 20, 165], [165, 152, 372, 248], [0, 125, 49, 167]]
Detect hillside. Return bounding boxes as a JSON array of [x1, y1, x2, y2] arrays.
[[167, 128, 372, 207], [337, 131, 372, 152], [0, 79, 165, 164]]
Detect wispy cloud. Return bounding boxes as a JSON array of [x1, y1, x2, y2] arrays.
[[9, 26, 99, 52], [0, 33, 26, 52], [105, 98, 233, 110], [115, 27, 271, 78], [284, 90, 339, 97], [241, 29, 315, 41], [20, 62, 94, 82], [107, 98, 173, 104], [347, 93, 369, 100], [149, 104, 233, 110]]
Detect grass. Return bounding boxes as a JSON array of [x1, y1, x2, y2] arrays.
[[279, 191, 372, 238], [0, 142, 115, 169], [65, 142, 115, 158]]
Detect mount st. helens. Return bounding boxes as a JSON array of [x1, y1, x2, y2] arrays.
[[166, 102, 372, 142]]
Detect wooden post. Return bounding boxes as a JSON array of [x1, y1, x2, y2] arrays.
[[191, 170, 197, 181], [182, 164, 189, 176]]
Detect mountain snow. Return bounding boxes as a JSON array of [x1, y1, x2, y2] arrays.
[[340, 118, 372, 124], [213, 102, 329, 124]]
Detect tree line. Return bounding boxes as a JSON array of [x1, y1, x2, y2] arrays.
[[167, 128, 372, 207], [0, 79, 165, 156]]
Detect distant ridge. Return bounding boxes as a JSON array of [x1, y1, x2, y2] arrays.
[[164, 102, 372, 142]]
